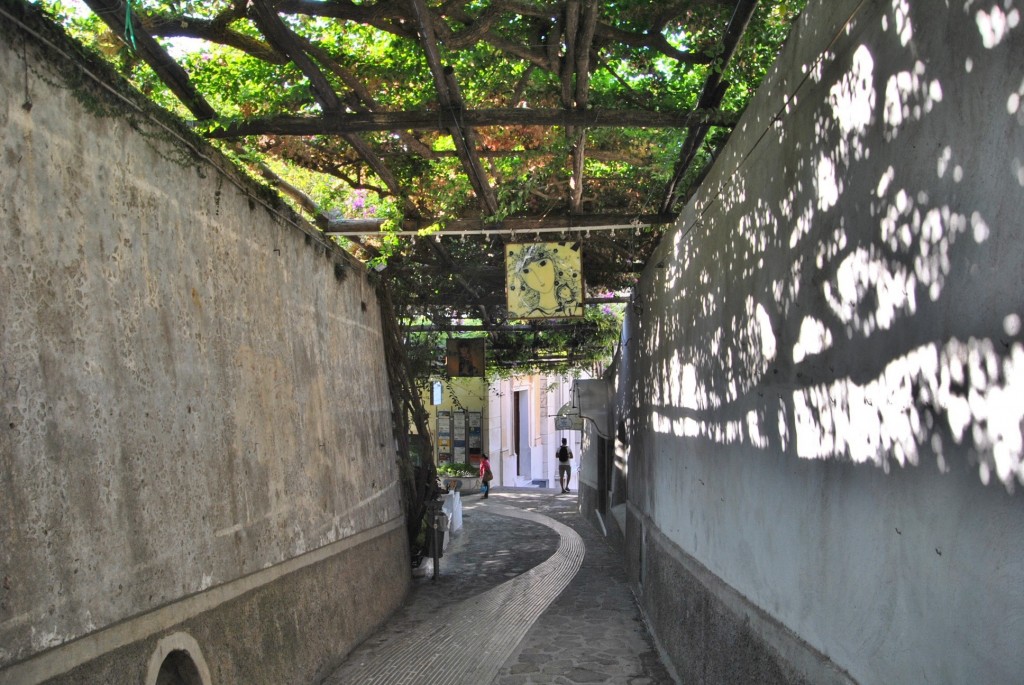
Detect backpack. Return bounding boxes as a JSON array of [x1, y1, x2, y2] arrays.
[[557, 445, 570, 462]]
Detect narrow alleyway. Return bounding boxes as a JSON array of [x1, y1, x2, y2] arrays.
[[322, 490, 674, 685]]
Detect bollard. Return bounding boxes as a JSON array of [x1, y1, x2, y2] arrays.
[[427, 499, 442, 580]]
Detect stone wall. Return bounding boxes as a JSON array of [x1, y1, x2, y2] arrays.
[[616, 0, 1024, 682], [0, 4, 407, 683]]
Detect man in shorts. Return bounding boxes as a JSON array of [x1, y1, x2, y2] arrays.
[[556, 438, 573, 493]]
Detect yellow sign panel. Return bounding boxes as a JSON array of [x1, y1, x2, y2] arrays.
[[505, 242, 583, 319]]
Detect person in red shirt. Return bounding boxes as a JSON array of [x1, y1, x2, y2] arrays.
[[479, 454, 493, 499]]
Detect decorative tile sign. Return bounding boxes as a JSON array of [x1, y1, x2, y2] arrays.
[[505, 242, 583, 319]]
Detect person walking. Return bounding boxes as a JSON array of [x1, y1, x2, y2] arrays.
[[479, 453, 493, 499], [556, 438, 573, 493]]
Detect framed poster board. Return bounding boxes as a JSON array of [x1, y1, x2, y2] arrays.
[[436, 411, 452, 463], [452, 411, 467, 462], [468, 411, 482, 462]]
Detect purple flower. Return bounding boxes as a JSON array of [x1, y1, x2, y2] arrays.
[[351, 189, 367, 211]]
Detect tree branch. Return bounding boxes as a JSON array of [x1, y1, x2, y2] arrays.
[[410, 0, 498, 214], [145, 14, 288, 64], [248, 0, 342, 112], [82, 0, 217, 119]]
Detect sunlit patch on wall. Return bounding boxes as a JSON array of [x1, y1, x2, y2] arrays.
[[749, 298, 777, 363], [823, 246, 916, 333], [738, 198, 775, 256], [829, 44, 875, 146], [789, 203, 815, 248], [789, 337, 1024, 490], [1007, 78, 1023, 116], [747, 409, 769, 449], [935, 147, 963, 182], [975, 4, 1021, 49], [815, 229, 848, 273], [806, 52, 830, 85], [720, 175, 749, 214], [793, 316, 834, 363], [1005, 313, 1022, 336], [971, 211, 991, 242], [824, 173, 981, 334], [884, 61, 943, 137], [778, 402, 791, 453], [680, 361, 699, 410], [877, 165, 896, 196], [667, 416, 745, 444], [883, 0, 914, 46], [778, 186, 796, 222], [652, 410, 674, 436], [815, 153, 841, 210]]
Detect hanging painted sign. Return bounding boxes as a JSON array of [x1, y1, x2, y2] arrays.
[[447, 338, 485, 377], [505, 242, 583, 319]]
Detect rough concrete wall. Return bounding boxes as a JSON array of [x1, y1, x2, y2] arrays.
[[619, 0, 1024, 683], [0, 5, 406, 681], [43, 525, 408, 685]]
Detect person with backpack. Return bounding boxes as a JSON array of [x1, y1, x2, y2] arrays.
[[556, 438, 573, 493]]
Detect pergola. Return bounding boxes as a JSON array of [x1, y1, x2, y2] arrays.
[[62, 0, 800, 371]]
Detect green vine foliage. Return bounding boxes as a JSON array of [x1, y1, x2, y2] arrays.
[[437, 462, 478, 477], [35, 0, 806, 375]]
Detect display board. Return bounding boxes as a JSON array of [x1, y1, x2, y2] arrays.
[[468, 411, 482, 463], [436, 411, 452, 463], [452, 411, 467, 462]]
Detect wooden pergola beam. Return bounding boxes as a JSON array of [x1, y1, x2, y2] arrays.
[[203, 107, 739, 137], [248, 0, 342, 112], [322, 213, 674, 235], [660, 0, 760, 213], [406, 323, 580, 332], [407, 213, 675, 232], [275, 0, 717, 66], [378, 148, 651, 166], [81, 0, 217, 120], [409, 0, 499, 215], [300, 40, 436, 159]]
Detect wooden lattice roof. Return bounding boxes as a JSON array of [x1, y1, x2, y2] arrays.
[[35, 0, 802, 369]]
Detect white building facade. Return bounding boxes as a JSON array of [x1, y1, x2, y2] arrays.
[[486, 374, 583, 490]]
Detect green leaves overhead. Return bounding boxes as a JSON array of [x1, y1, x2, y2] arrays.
[[38, 0, 805, 373]]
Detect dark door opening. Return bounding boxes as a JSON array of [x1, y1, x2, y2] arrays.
[[155, 651, 203, 685]]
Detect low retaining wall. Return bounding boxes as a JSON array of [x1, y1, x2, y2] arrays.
[[7, 522, 408, 684], [627, 506, 852, 685]]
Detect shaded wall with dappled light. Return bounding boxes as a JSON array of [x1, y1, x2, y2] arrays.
[[610, 0, 1024, 682]]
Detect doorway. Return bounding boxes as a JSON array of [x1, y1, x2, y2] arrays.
[[514, 390, 530, 479]]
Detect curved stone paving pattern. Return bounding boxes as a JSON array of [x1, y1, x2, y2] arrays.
[[323, 502, 585, 685]]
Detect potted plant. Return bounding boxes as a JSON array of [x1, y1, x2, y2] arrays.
[[437, 462, 482, 494]]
